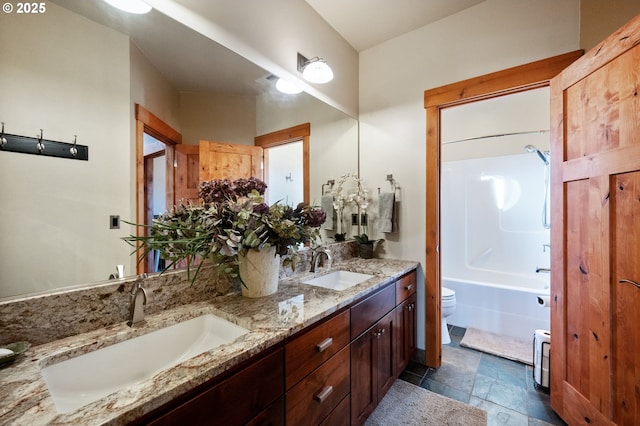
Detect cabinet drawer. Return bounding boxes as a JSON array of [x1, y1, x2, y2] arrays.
[[286, 346, 350, 426], [319, 394, 350, 426], [285, 310, 350, 389], [395, 271, 417, 304], [148, 348, 283, 425], [351, 284, 395, 339]]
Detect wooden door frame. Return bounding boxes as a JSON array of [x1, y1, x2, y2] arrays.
[[255, 123, 310, 204], [422, 50, 583, 368], [135, 104, 182, 274]]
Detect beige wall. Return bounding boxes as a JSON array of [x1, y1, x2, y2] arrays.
[[130, 43, 181, 134], [580, 0, 640, 51], [358, 0, 582, 348], [179, 92, 256, 146], [0, 3, 131, 297]]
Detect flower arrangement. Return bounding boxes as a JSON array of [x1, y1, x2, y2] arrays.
[[330, 172, 370, 239], [124, 177, 326, 282]]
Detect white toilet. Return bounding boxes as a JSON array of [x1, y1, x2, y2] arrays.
[[441, 287, 457, 345]]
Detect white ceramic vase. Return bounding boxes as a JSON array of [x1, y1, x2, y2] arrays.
[[237, 246, 280, 298]]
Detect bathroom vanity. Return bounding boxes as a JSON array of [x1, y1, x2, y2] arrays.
[[0, 256, 418, 425]]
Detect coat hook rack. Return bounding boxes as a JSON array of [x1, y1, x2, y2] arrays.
[[0, 123, 88, 161]]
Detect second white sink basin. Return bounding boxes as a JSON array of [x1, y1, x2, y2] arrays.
[[303, 270, 374, 291], [41, 314, 249, 413]]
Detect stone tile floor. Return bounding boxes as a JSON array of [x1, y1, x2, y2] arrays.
[[400, 326, 566, 426]]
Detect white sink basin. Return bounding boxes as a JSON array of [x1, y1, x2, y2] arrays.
[[41, 314, 249, 413], [303, 270, 374, 291]]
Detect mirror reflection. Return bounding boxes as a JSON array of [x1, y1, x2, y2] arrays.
[[0, 1, 358, 299]]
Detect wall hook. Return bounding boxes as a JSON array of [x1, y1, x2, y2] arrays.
[[36, 129, 45, 153], [285, 172, 293, 182], [0, 122, 6, 148], [70, 135, 78, 157]]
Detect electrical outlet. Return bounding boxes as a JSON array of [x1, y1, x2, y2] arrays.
[[351, 213, 368, 226], [110, 215, 120, 229]]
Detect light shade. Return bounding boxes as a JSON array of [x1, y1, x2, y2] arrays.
[[301, 57, 334, 84], [103, 0, 152, 14], [276, 78, 302, 94]]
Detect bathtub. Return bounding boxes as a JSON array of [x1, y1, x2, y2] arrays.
[[443, 271, 550, 341]]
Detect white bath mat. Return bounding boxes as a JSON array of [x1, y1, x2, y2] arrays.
[[460, 327, 533, 365]]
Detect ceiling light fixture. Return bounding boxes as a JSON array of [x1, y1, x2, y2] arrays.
[[297, 53, 334, 84], [275, 78, 303, 94], [103, 0, 152, 14]]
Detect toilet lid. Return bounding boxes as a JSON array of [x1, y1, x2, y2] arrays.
[[442, 287, 455, 298]]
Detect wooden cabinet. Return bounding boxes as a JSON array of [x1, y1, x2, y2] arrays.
[[395, 271, 416, 305], [285, 310, 351, 426], [350, 280, 399, 426], [350, 284, 395, 339], [285, 310, 350, 389], [394, 292, 417, 375], [286, 346, 351, 425], [350, 309, 396, 426], [136, 268, 418, 426], [144, 348, 284, 426]]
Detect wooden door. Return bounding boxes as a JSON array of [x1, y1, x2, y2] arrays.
[[174, 144, 200, 205], [550, 15, 640, 425], [199, 140, 263, 181]]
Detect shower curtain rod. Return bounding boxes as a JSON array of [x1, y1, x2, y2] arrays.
[[442, 129, 549, 145]]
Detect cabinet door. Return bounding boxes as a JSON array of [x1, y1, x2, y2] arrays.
[[550, 14, 640, 425], [394, 292, 417, 375], [147, 348, 284, 426], [350, 310, 396, 426]]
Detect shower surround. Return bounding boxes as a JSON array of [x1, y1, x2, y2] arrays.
[[441, 153, 551, 340]]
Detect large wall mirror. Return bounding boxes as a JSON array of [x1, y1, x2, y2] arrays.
[[0, 1, 358, 300]]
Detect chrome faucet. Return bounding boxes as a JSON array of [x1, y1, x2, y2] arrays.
[[128, 273, 148, 327], [536, 267, 551, 273], [310, 247, 332, 273]]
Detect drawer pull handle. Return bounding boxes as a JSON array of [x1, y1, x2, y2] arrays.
[[316, 337, 334, 352], [314, 385, 333, 403], [620, 279, 640, 289], [404, 284, 413, 291]]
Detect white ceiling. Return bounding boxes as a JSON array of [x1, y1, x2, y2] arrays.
[[52, 0, 486, 97], [305, 0, 486, 51]]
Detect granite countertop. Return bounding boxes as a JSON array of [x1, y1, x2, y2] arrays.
[[0, 258, 418, 425]]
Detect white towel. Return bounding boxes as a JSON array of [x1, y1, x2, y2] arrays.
[[320, 195, 334, 230], [378, 192, 395, 233]]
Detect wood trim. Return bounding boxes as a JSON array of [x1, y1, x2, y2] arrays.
[[255, 123, 311, 204], [135, 104, 182, 145], [425, 106, 441, 367], [424, 50, 583, 108], [255, 123, 310, 147], [134, 104, 182, 274], [423, 50, 582, 369]]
